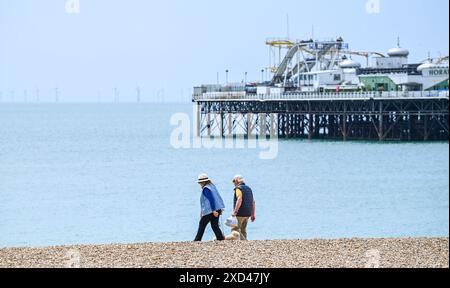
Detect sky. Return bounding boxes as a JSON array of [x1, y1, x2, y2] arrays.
[[0, 0, 449, 102]]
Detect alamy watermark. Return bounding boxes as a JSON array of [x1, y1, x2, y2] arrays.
[[65, 0, 80, 15], [365, 249, 381, 268], [170, 107, 279, 160], [366, 0, 381, 14], [64, 249, 81, 268]]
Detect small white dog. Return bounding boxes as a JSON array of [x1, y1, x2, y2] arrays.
[[225, 230, 241, 241], [213, 230, 241, 241]]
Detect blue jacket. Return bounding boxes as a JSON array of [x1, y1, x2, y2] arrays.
[[200, 183, 225, 217]]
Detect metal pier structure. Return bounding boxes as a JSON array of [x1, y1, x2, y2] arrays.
[[193, 37, 449, 141], [193, 91, 449, 141]]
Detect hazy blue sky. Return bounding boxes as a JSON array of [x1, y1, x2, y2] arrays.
[[0, 0, 449, 102]]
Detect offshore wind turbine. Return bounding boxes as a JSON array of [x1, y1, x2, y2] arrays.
[[55, 87, 60, 103], [35, 88, 40, 103], [114, 87, 119, 103], [136, 85, 141, 103]]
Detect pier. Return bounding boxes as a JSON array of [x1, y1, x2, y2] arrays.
[[193, 37, 449, 141], [193, 91, 449, 141]]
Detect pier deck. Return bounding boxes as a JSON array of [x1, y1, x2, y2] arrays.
[[193, 91, 449, 141]]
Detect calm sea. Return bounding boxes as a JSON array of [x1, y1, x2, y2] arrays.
[[0, 104, 448, 248]]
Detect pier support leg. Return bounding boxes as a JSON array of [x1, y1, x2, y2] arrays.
[[196, 104, 201, 137], [407, 113, 412, 141], [207, 113, 211, 137], [246, 113, 253, 138], [343, 114, 347, 141], [308, 114, 313, 140], [228, 113, 233, 136], [379, 102, 384, 141], [220, 112, 224, 138], [270, 114, 277, 138], [259, 113, 266, 138]]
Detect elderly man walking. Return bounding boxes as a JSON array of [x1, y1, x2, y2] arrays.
[[231, 175, 256, 241]]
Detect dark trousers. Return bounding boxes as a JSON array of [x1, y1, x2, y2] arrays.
[[194, 212, 225, 241]]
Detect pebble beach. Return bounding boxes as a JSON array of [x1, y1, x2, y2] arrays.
[[0, 238, 448, 268]]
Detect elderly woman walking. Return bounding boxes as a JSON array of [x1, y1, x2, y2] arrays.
[[194, 173, 226, 241]]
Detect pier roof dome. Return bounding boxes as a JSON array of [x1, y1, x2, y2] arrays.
[[417, 62, 437, 71], [388, 47, 410, 58], [339, 59, 361, 69]]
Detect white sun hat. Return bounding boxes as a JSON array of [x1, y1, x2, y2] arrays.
[[197, 173, 211, 183]]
